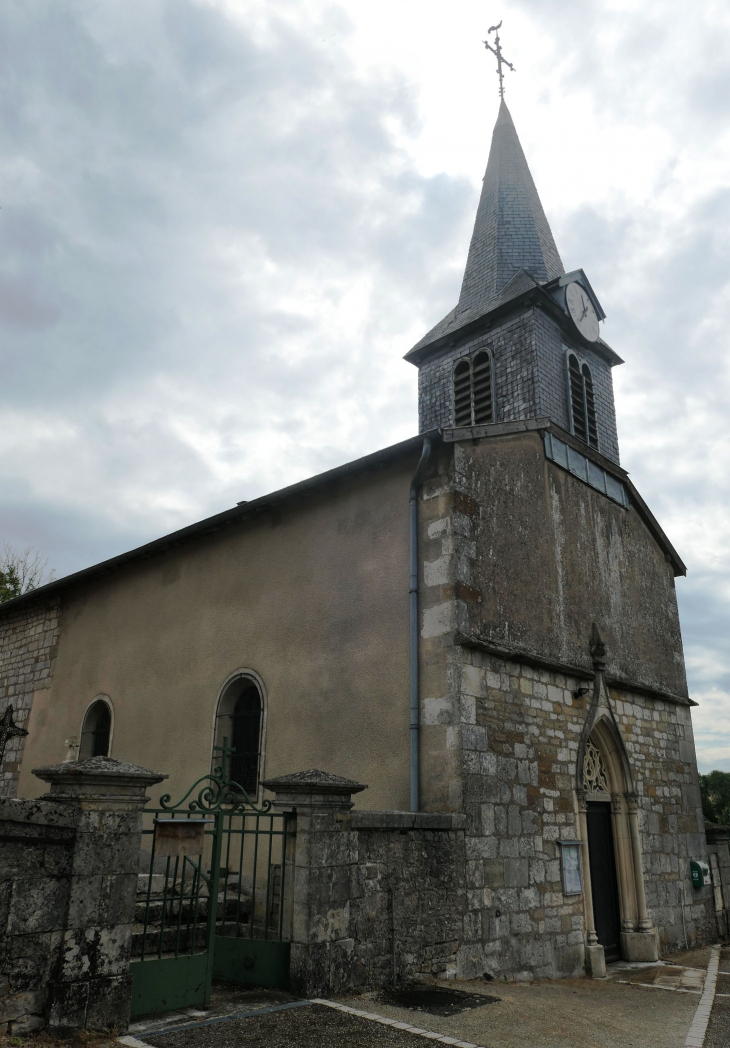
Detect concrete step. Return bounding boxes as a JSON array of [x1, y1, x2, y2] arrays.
[[133, 893, 253, 926], [130, 920, 263, 958]]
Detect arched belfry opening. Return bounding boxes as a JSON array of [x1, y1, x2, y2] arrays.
[[576, 629, 658, 971]]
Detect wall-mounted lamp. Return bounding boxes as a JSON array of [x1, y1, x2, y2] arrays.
[[573, 686, 590, 700]]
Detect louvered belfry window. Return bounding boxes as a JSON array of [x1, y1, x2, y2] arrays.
[[453, 351, 493, 427], [582, 364, 598, 449], [567, 353, 599, 451]]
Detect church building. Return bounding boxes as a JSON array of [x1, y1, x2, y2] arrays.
[[0, 94, 716, 980]]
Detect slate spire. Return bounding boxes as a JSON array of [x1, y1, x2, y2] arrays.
[[458, 100, 564, 314]]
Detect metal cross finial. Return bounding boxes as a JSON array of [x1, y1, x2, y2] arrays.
[[0, 705, 28, 765], [483, 21, 515, 100]]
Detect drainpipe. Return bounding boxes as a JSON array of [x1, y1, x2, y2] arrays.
[[410, 435, 432, 812]]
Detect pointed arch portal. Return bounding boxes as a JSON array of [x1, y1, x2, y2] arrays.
[[577, 709, 656, 966]]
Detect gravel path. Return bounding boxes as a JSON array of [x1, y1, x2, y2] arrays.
[[144, 1003, 449, 1048]]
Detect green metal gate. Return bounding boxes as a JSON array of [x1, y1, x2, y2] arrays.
[[130, 749, 295, 1019]]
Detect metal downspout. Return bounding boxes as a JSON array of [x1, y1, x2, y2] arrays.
[[410, 435, 432, 812]]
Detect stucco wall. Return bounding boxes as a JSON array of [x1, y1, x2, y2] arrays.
[[16, 455, 418, 809], [460, 431, 687, 698]]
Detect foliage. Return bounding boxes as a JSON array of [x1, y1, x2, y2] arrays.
[[0, 543, 55, 604], [700, 769, 730, 826]]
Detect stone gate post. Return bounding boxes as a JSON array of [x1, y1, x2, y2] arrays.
[[262, 769, 367, 997], [0, 756, 165, 1035]]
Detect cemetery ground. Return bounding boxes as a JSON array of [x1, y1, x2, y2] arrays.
[[3, 945, 729, 1048]]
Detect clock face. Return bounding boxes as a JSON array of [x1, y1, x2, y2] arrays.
[[565, 282, 600, 342]]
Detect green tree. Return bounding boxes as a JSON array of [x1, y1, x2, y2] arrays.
[[0, 544, 55, 604], [700, 769, 730, 826]]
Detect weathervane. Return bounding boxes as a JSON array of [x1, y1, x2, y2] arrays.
[[483, 21, 515, 100]]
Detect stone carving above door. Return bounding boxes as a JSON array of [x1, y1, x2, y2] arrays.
[[584, 737, 610, 794]]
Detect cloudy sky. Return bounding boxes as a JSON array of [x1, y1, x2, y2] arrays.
[[2, 0, 729, 770]]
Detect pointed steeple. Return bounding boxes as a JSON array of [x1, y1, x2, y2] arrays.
[[458, 100, 564, 314], [406, 100, 566, 358]]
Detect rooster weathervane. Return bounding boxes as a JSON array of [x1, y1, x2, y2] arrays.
[[483, 21, 515, 100]]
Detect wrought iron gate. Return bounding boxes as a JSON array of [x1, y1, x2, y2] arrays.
[[129, 749, 295, 1019]]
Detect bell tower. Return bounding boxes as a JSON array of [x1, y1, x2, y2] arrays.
[[406, 99, 623, 465]]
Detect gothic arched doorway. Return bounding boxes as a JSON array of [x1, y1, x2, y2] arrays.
[[578, 715, 656, 966], [583, 738, 622, 960]]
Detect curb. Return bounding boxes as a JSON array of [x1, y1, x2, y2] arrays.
[[685, 944, 721, 1048]]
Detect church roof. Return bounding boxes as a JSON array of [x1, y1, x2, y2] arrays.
[[408, 100, 564, 358]]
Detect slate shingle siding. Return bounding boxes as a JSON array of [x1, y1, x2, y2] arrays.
[[534, 311, 620, 465], [418, 305, 621, 465], [458, 102, 564, 315]]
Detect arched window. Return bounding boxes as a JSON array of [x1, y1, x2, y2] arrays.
[[453, 350, 494, 427], [567, 353, 599, 450], [214, 674, 264, 795], [79, 698, 112, 759]]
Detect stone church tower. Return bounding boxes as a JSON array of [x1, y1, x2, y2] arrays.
[[407, 100, 710, 979], [409, 100, 619, 462]]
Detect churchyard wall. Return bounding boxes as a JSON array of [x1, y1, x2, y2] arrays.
[[348, 813, 467, 987], [0, 758, 163, 1036], [269, 777, 469, 997], [0, 597, 62, 798]]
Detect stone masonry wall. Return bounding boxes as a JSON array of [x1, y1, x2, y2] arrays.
[[349, 815, 467, 987], [0, 598, 62, 797], [451, 648, 714, 979], [0, 799, 76, 1033], [417, 437, 713, 981], [0, 794, 140, 1034], [286, 802, 467, 998]]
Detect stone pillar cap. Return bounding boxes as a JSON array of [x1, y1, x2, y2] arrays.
[[262, 769, 367, 812], [33, 756, 167, 811]]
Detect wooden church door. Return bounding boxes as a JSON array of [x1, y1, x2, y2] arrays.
[[586, 801, 622, 961]]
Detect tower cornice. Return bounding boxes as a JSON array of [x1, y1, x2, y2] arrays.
[[405, 284, 622, 368]]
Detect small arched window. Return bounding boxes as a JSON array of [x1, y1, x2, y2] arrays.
[[214, 675, 264, 795], [567, 353, 599, 450], [79, 699, 112, 760], [453, 350, 494, 427]]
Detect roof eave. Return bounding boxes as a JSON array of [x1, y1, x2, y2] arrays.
[[405, 286, 623, 368], [0, 430, 442, 617]]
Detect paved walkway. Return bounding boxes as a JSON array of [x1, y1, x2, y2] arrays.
[[119, 946, 730, 1048], [705, 946, 730, 1048]]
